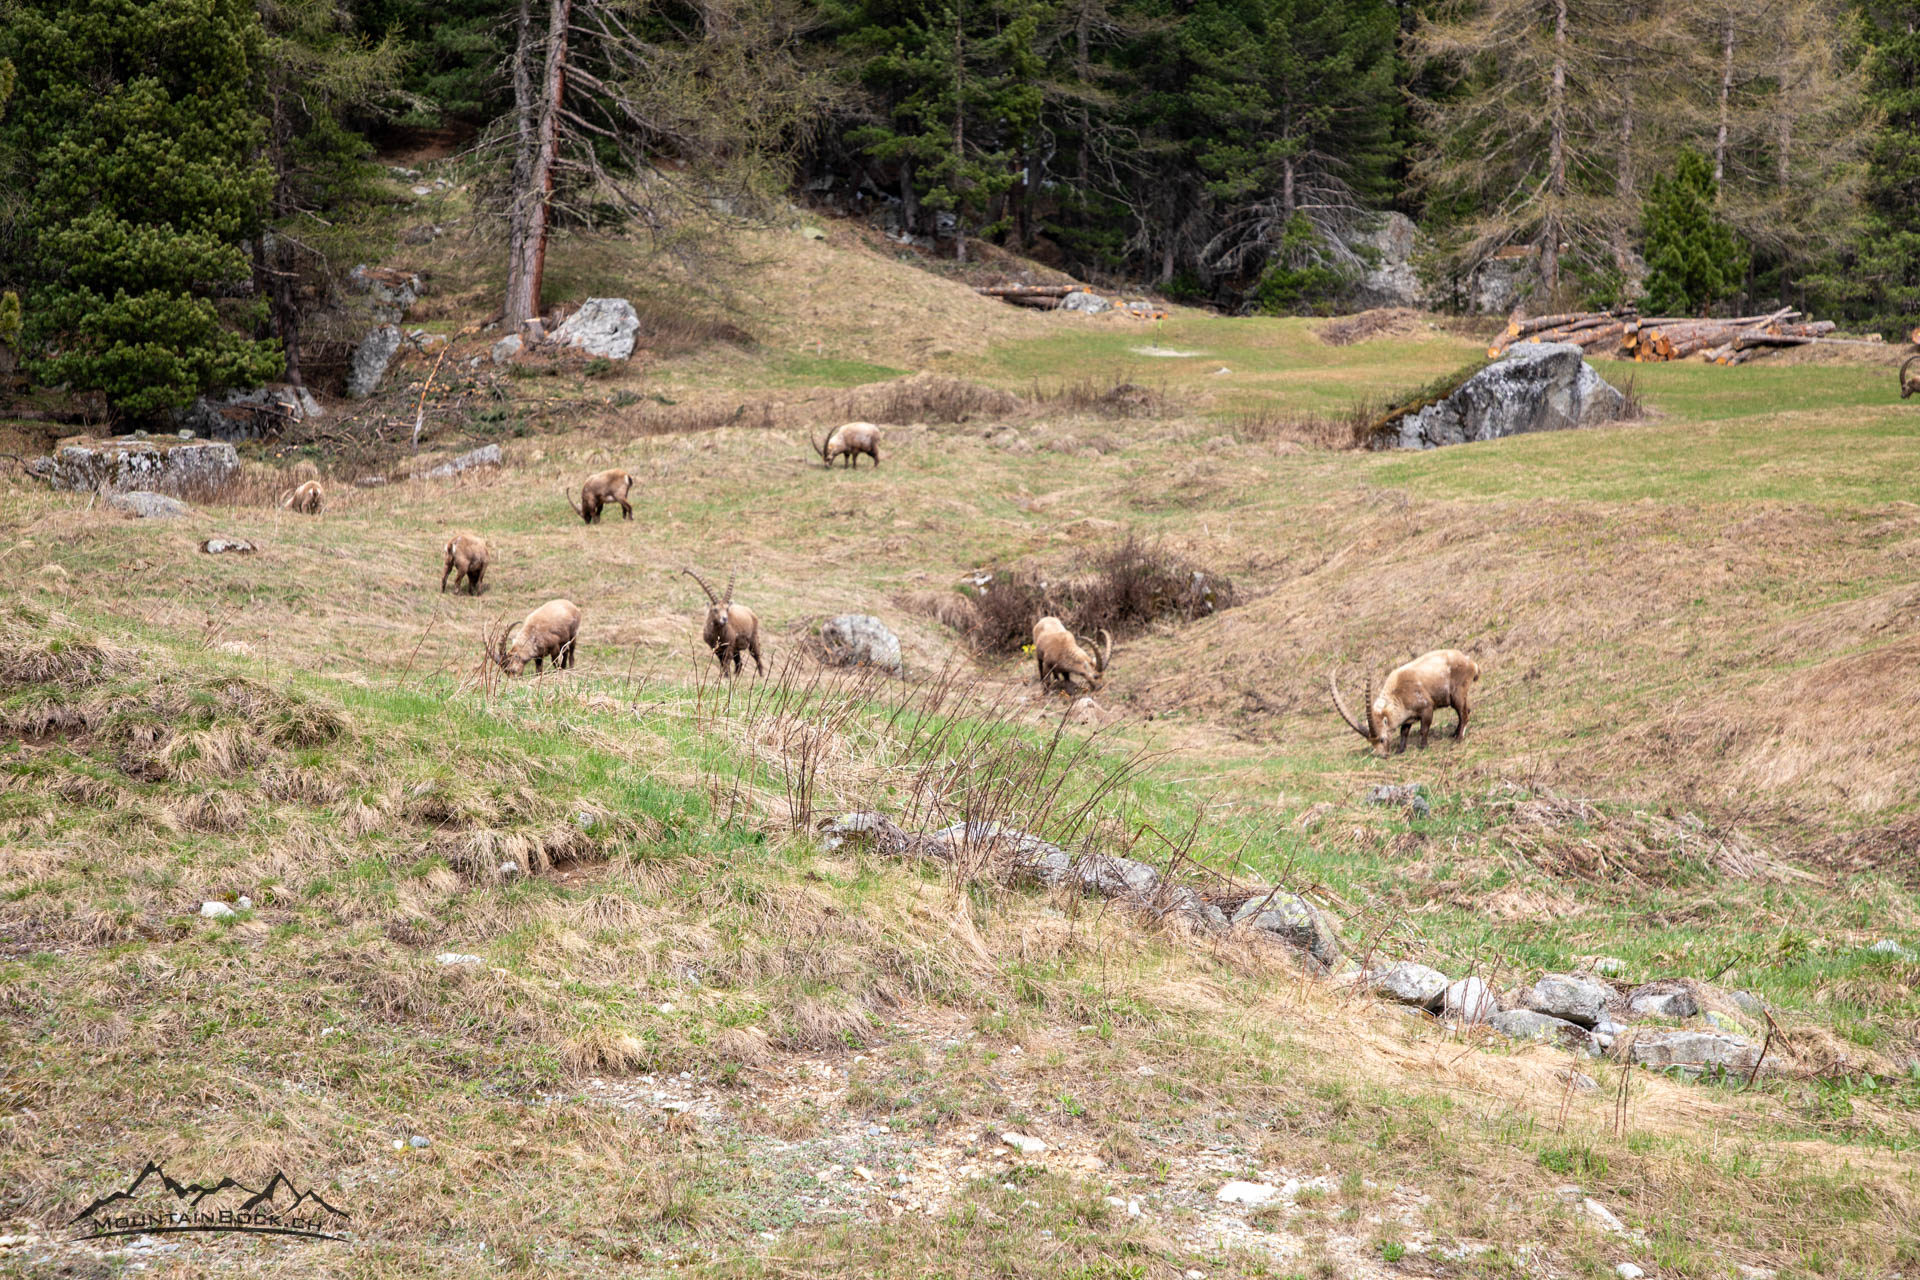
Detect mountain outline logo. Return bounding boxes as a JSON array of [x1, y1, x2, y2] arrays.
[[69, 1160, 351, 1241]]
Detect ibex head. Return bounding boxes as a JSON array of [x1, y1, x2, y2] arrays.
[[1329, 667, 1385, 755], [1901, 355, 1920, 400], [683, 566, 735, 631], [1080, 628, 1113, 689]]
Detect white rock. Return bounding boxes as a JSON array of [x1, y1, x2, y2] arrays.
[[1000, 1131, 1047, 1156], [491, 334, 523, 365], [435, 952, 484, 966], [1615, 1264, 1645, 1279], [408, 1135, 430, 1148], [199, 901, 236, 920], [1583, 1197, 1629, 1234], [1215, 1180, 1278, 1206], [552, 297, 642, 360], [1443, 976, 1495, 1023]]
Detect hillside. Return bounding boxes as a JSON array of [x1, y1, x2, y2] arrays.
[[1, 220, 1918, 1280]]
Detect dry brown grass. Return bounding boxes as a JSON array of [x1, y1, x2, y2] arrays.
[[1317, 308, 1425, 347]]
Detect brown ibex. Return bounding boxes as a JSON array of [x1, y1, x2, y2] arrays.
[[1330, 649, 1479, 755], [810, 422, 883, 469], [441, 532, 488, 595], [567, 469, 634, 523], [683, 568, 763, 676], [280, 480, 324, 514], [493, 599, 581, 675], [1032, 616, 1111, 692], [1901, 355, 1920, 399]]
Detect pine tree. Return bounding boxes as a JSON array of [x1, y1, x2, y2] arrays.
[[1641, 148, 1747, 312], [0, 0, 282, 419]]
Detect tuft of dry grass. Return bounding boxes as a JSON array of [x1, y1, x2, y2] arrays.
[[1317, 308, 1424, 347]]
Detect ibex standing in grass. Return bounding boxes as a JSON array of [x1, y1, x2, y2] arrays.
[[281, 480, 324, 514], [1330, 649, 1479, 755], [441, 532, 488, 595], [810, 422, 883, 469], [493, 599, 581, 675], [567, 469, 634, 523], [1901, 355, 1920, 399], [683, 568, 763, 676], [1032, 616, 1111, 692]]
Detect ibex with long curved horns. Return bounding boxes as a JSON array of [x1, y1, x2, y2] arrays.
[[683, 567, 763, 676], [1901, 355, 1920, 399], [1330, 649, 1478, 755], [1032, 616, 1111, 692], [810, 422, 882, 469]]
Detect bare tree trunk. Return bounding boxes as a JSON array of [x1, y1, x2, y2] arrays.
[[1282, 155, 1296, 219], [1714, 15, 1734, 186], [900, 157, 919, 236], [256, 88, 304, 387], [952, 10, 967, 264], [1542, 0, 1568, 296], [504, 0, 569, 328]]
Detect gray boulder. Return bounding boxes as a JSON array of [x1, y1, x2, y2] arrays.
[[420, 444, 502, 480], [348, 264, 423, 322], [46, 437, 238, 495], [1059, 290, 1114, 315], [1365, 783, 1431, 818], [1231, 892, 1342, 965], [490, 334, 524, 365], [819, 614, 903, 675], [1345, 213, 1424, 309], [199, 537, 256, 555], [348, 325, 403, 398], [553, 298, 641, 360], [1491, 1009, 1596, 1054], [109, 491, 192, 520], [1369, 961, 1450, 1010], [1443, 976, 1495, 1023], [1526, 973, 1618, 1028], [177, 384, 323, 441], [1626, 981, 1698, 1020], [1373, 343, 1627, 451], [1468, 253, 1537, 315], [1626, 1030, 1761, 1076]]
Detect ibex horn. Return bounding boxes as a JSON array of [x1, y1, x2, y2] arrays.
[[722, 573, 735, 606], [1329, 668, 1375, 742], [682, 567, 718, 605]]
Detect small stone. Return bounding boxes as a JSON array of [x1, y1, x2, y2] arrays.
[[1186, 1272, 1206, 1280], [435, 952, 484, 966], [109, 491, 192, 520], [1369, 961, 1451, 1009], [1526, 973, 1617, 1028], [491, 334, 523, 364], [1443, 976, 1495, 1023], [199, 537, 256, 555], [236, 896, 252, 911], [499, 862, 521, 877], [1491, 1009, 1595, 1053], [1615, 1264, 1645, 1279], [658, 1003, 676, 1014], [1215, 1180, 1278, 1206], [853, 1166, 874, 1182], [1729, 990, 1769, 1018], [199, 901, 236, 920], [1591, 956, 1628, 976], [1868, 938, 1912, 958], [408, 1135, 430, 1148], [1364, 783, 1431, 817], [1626, 982, 1698, 1019], [1000, 1132, 1047, 1156], [1136, 1066, 1156, 1077], [177, 429, 195, 439], [1582, 1198, 1628, 1234]]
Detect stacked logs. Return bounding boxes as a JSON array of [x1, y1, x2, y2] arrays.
[[1488, 307, 1841, 365]]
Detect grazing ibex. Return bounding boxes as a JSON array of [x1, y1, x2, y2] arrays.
[[1330, 649, 1479, 755], [1901, 355, 1920, 399], [567, 469, 634, 523], [810, 422, 883, 469], [683, 567, 763, 676], [281, 480, 324, 514], [1032, 616, 1111, 692], [441, 532, 488, 595], [493, 599, 581, 675]]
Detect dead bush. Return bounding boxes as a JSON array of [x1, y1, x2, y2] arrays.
[[829, 373, 1022, 425], [952, 534, 1236, 656], [1318, 309, 1422, 347], [1029, 375, 1173, 419], [1228, 402, 1380, 451]]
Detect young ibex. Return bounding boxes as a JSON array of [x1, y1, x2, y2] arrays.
[[810, 422, 883, 469], [441, 532, 488, 595], [683, 567, 763, 676], [1330, 649, 1479, 755], [567, 469, 634, 523], [280, 480, 324, 514], [493, 599, 581, 675], [1032, 616, 1112, 692], [1901, 355, 1920, 399]]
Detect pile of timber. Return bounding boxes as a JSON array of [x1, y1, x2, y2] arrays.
[[1488, 307, 1842, 365]]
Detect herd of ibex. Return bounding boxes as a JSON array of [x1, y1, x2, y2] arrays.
[[284, 420, 1481, 752]]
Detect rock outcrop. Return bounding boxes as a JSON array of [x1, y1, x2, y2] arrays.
[[39, 436, 239, 495], [348, 324, 403, 398], [1371, 343, 1628, 451], [818, 614, 904, 676]]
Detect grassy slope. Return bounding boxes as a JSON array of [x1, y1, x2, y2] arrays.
[[2, 218, 1919, 1279]]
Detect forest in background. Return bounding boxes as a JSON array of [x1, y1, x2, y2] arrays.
[[2, 0, 1920, 419]]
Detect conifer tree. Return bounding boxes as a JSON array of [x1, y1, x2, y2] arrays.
[[1641, 148, 1747, 312]]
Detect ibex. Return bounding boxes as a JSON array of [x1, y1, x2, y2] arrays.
[[281, 480, 324, 514], [1032, 616, 1111, 692], [1330, 649, 1479, 755], [1901, 355, 1920, 399], [493, 599, 581, 675], [567, 469, 634, 523], [683, 567, 763, 676], [810, 422, 882, 469], [441, 532, 488, 595]]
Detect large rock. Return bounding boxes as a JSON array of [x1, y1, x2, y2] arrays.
[[1374, 343, 1628, 452], [109, 491, 192, 520], [1491, 1009, 1596, 1053], [420, 444, 502, 480], [1369, 961, 1450, 1010], [1444, 976, 1496, 1023], [1059, 290, 1113, 315], [1231, 893, 1342, 965], [1525, 973, 1618, 1029], [176, 384, 323, 441], [348, 324, 403, 398], [1626, 981, 1698, 1020], [1626, 1030, 1761, 1076], [1375, 344, 1628, 451], [552, 298, 641, 360], [348, 264, 423, 322], [819, 614, 903, 675], [43, 436, 238, 495], [1345, 213, 1424, 309]]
